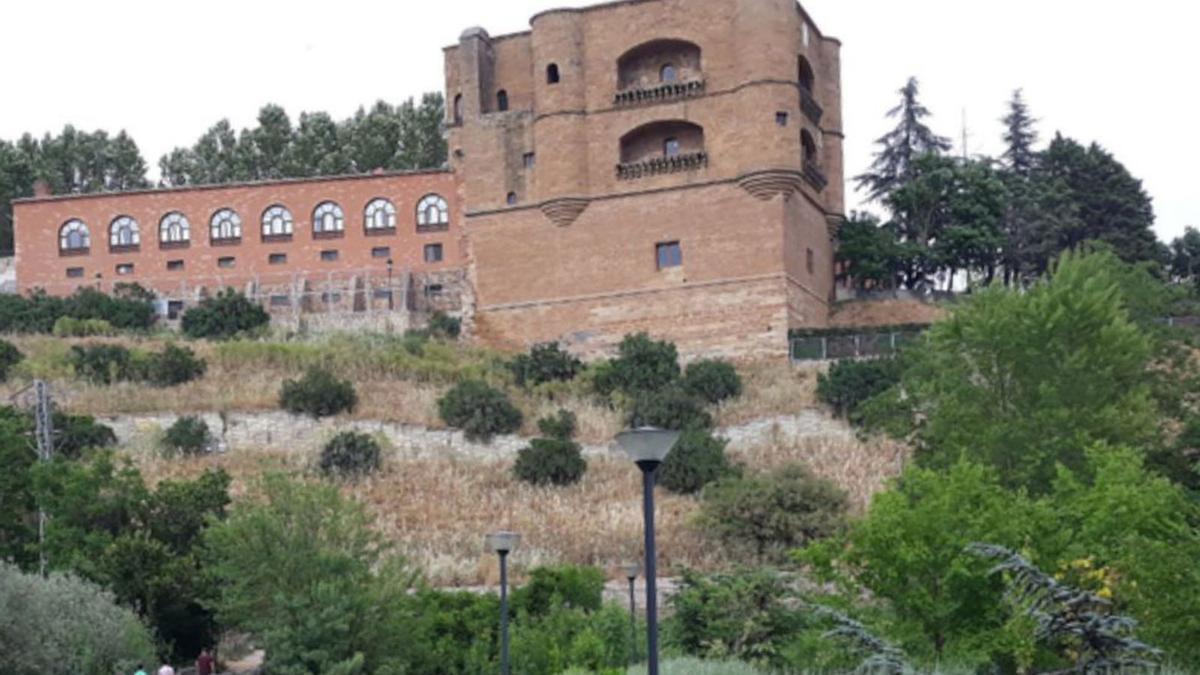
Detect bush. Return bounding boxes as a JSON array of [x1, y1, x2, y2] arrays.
[[511, 342, 583, 388], [630, 387, 713, 432], [0, 340, 22, 382], [52, 316, 113, 337], [137, 343, 207, 387], [161, 416, 213, 457], [657, 429, 736, 495], [63, 286, 156, 331], [69, 344, 133, 385], [279, 366, 358, 418], [699, 465, 849, 561], [512, 564, 606, 617], [181, 289, 270, 340], [319, 431, 382, 479], [437, 380, 523, 441], [816, 357, 902, 419], [428, 311, 462, 340], [514, 412, 586, 487], [682, 359, 743, 404], [52, 413, 117, 459], [599, 333, 680, 396]]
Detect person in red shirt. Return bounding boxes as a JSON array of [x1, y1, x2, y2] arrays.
[[195, 648, 214, 675]]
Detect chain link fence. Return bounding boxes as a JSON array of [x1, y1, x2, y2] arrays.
[[789, 330, 925, 362]]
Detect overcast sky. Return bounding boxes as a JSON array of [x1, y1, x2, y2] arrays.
[[2, 0, 1196, 240]]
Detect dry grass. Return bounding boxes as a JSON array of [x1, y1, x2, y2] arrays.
[[714, 360, 822, 427]]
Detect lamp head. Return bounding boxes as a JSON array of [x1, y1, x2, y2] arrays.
[[485, 531, 521, 555], [615, 427, 681, 467], [619, 561, 641, 580]]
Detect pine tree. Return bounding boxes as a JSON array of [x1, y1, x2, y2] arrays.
[[1000, 89, 1038, 176], [855, 77, 952, 202], [999, 89, 1042, 285]]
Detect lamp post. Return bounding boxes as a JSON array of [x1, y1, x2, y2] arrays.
[[486, 531, 521, 675], [615, 427, 681, 675], [386, 258, 394, 311], [620, 561, 641, 665]]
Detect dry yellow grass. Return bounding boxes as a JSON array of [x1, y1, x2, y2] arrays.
[[713, 360, 822, 428]]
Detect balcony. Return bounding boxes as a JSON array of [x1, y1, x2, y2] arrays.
[[803, 163, 828, 192], [800, 88, 823, 125], [614, 80, 705, 107], [617, 152, 708, 180]]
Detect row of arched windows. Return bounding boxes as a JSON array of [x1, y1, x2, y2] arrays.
[[58, 195, 450, 253]]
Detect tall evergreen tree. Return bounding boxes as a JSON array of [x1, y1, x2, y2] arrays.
[[1170, 227, 1200, 287], [246, 104, 294, 180], [855, 77, 952, 202], [999, 89, 1043, 285], [1000, 89, 1038, 176]]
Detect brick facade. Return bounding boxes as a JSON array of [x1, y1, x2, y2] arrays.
[[12, 0, 843, 359]]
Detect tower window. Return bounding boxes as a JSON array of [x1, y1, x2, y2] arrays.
[[656, 241, 682, 270], [806, 248, 815, 275], [523, 152, 536, 169], [497, 90, 509, 112], [547, 63, 560, 84], [776, 111, 789, 127], [506, 192, 518, 206], [663, 137, 681, 158], [660, 64, 677, 83], [424, 243, 444, 263], [453, 94, 463, 124]]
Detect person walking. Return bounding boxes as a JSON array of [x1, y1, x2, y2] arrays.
[[196, 648, 215, 675], [157, 663, 175, 675], [133, 666, 147, 675]]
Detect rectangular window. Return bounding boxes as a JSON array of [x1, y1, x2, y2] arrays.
[[116, 263, 134, 276], [424, 243, 444, 263], [806, 248, 815, 275], [66, 267, 84, 278], [320, 250, 339, 262], [664, 137, 681, 158], [269, 253, 287, 265], [373, 288, 394, 300], [321, 291, 343, 304], [371, 246, 391, 259], [656, 241, 682, 270], [523, 152, 536, 169], [425, 283, 445, 297], [167, 301, 185, 320], [776, 111, 789, 127], [269, 295, 291, 307], [167, 260, 185, 271], [218, 256, 236, 269]]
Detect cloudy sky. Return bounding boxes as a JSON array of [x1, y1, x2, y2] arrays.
[[2, 0, 1196, 240]]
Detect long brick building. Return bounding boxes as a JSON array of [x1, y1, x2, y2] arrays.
[[12, 0, 844, 358]]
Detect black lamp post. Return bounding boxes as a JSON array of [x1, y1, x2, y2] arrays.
[[620, 561, 641, 665], [386, 258, 394, 311], [615, 428, 680, 675], [486, 531, 521, 675]]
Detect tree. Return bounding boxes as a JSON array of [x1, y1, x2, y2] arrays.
[[396, 93, 448, 170], [1000, 89, 1038, 177], [855, 77, 952, 202], [835, 212, 902, 290], [289, 111, 354, 178], [1169, 226, 1200, 287]]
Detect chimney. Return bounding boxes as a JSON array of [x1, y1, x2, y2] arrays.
[[32, 179, 51, 198]]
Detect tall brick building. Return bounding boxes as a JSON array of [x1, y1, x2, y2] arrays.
[[12, 0, 843, 357]]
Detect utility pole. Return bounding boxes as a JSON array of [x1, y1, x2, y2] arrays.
[[33, 380, 54, 577], [960, 108, 971, 162]]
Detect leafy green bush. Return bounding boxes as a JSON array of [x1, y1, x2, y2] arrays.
[[511, 342, 583, 388], [137, 343, 207, 387], [52, 316, 114, 337], [514, 411, 587, 487], [816, 357, 902, 419], [437, 380, 523, 441], [279, 366, 358, 417], [657, 429, 736, 495], [51, 412, 117, 459], [0, 339, 22, 382], [630, 387, 713, 432], [69, 344, 133, 385], [63, 286, 156, 331], [319, 431, 382, 479], [181, 289, 270, 340], [597, 333, 680, 396], [428, 311, 463, 340], [699, 465, 848, 561], [161, 416, 213, 457], [512, 564, 606, 617], [682, 359, 743, 404]]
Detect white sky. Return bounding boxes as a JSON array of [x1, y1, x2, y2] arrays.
[[2, 0, 1196, 240]]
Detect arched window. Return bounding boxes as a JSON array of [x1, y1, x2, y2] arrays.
[[453, 94, 463, 124], [497, 90, 509, 112], [59, 219, 90, 252], [798, 56, 816, 93], [313, 202, 345, 234], [660, 64, 677, 83], [109, 216, 140, 248], [159, 212, 190, 245], [416, 194, 449, 231], [547, 63, 560, 84], [801, 129, 819, 164], [261, 205, 294, 238], [210, 208, 243, 242], [365, 198, 397, 231]]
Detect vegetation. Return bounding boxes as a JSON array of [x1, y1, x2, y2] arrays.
[[68, 342, 206, 387], [596, 332, 681, 396], [0, 339, 22, 381], [180, 289, 270, 340], [52, 316, 114, 337], [161, 415, 213, 457], [513, 410, 587, 487], [0, 288, 156, 334], [279, 366, 358, 417], [630, 386, 714, 432], [437, 379, 523, 441], [319, 431, 383, 479], [511, 342, 583, 388], [682, 359, 743, 405], [427, 311, 463, 340], [657, 429, 736, 495], [816, 357, 902, 420]]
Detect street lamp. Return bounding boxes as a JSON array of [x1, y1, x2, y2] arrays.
[[386, 258, 394, 311], [615, 427, 680, 675], [486, 531, 521, 675], [620, 561, 641, 665]]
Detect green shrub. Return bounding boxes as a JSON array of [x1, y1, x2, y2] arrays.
[[511, 342, 583, 388], [69, 344, 133, 385], [657, 429, 736, 495], [52, 413, 117, 459], [181, 289, 270, 340], [279, 366, 358, 417], [513, 564, 606, 617], [682, 359, 743, 404], [600, 333, 680, 395], [161, 416, 213, 457], [437, 380, 523, 441], [816, 357, 902, 419], [319, 431, 382, 479], [514, 412, 586, 487], [428, 311, 462, 340], [137, 344, 207, 387], [63, 286, 156, 331], [52, 316, 114, 337], [0, 340, 22, 382], [699, 465, 848, 561], [630, 387, 713, 432]]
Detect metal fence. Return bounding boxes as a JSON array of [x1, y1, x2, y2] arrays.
[[789, 330, 924, 362]]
